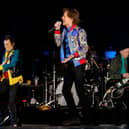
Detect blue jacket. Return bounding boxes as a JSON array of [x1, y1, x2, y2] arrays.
[[54, 24, 88, 67]]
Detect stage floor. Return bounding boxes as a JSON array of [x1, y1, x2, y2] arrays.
[[20, 106, 128, 125], [0, 124, 128, 129], [0, 105, 128, 128]]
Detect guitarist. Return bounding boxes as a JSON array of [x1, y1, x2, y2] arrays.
[[109, 43, 129, 125], [0, 35, 23, 127]]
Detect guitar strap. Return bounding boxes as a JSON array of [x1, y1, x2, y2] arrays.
[[2, 50, 14, 79]]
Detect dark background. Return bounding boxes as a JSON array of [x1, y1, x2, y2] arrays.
[[0, 1, 129, 81]]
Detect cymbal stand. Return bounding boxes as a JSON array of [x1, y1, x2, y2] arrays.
[[89, 82, 99, 108], [52, 64, 56, 108], [40, 64, 57, 109], [46, 64, 57, 108], [90, 85, 95, 108], [40, 69, 49, 105], [44, 73, 48, 104], [104, 64, 110, 90]]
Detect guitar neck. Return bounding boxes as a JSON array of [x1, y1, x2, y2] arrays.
[[122, 78, 129, 84], [116, 78, 129, 88]]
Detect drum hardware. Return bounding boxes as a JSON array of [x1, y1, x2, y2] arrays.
[[52, 64, 56, 108], [98, 86, 127, 110], [35, 66, 50, 109], [91, 56, 99, 69], [83, 81, 100, 108], [104, 72, 110, 85], [34, 76, 39, 87], [85, 56, 99, 71], [38, 100, 54, 111], [39, 71, 52, 105], [90, 85, 96, 107], [99, 78, 129, 109], [105, 78, 129, 99], [30, 75, 40, 105], [44, 73, 48, 104], [84, 62, 109, 108], [91, 85, 99, 107], [99, 87, 115, 109], [30, 88, 39, 105], [45, 64, 57, 108], [103, 71, 110, 99], [96, 73, 112, 109], [37, 64, 58, 110], [30, 76, 40, 105]]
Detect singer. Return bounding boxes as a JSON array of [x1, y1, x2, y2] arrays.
[[54, 8, 90, 125]]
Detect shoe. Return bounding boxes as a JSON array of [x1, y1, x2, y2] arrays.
[[11, 123, 18, 128], [119, 124, 128, 128]]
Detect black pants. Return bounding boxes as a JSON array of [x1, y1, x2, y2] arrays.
[[62, 62, 90, 118], [0, 79, 20, 124]]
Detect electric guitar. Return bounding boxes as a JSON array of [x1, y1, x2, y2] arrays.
[[0, 70, 23, 85], [0, 71, 8, 82], [110, 78, 129, 99]]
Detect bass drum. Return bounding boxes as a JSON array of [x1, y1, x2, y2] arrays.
[[56, 78, 79, 106]]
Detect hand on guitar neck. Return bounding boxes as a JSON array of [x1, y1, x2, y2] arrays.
[[122, 73, 129, 78], [110, 77, 129, 99], [115, 77, 129, 89]]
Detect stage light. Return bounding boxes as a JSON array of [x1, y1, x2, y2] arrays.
[[104, 50, 117, 60]]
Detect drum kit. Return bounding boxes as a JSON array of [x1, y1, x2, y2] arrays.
[[23, 49, 123, 111], [37, 64, 79, 110]]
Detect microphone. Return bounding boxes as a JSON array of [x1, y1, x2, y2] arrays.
[[48, 21, 62, 33]]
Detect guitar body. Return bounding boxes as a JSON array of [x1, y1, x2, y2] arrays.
[[99, 78, 129, 109], [0, 70, 23, 86], [110, 78, 129, 99], [111, 87, 125, 99]]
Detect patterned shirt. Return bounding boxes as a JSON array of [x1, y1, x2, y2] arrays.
[[54, 24, 88, 67]]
